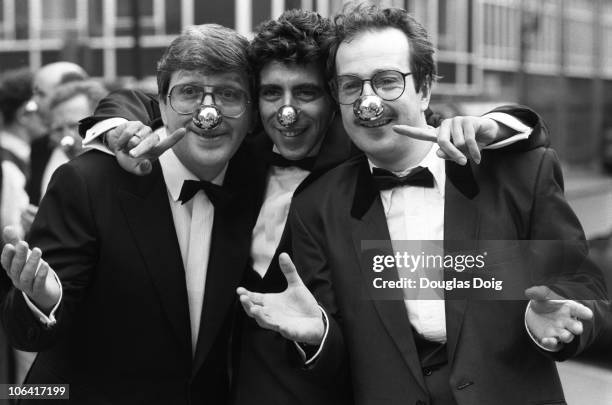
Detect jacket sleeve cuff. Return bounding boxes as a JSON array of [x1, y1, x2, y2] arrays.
[[482, 112, 533, 150], [294, 305, 330, 366], [22, 270, 63, 328]]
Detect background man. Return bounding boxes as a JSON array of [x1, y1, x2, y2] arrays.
[[25, 62, 87, 206], [0, 24, 258, 404], [238, 4, 606, 405], [41, 80, 108, 197], [0, 68, 45, 177]]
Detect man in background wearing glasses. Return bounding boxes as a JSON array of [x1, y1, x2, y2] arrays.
[[0, 24, 259, 404]]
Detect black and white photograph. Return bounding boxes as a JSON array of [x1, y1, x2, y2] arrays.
[[0, 0, 610, 404]]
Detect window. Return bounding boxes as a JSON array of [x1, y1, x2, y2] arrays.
[[115, 0, 164, 36], [40, 0, 80, 39]]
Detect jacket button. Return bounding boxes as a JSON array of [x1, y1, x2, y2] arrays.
[[423, 367, 433, 376]]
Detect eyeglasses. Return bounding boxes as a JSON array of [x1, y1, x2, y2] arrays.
[[168, 84, 250, 118], [333, 70, 413, 105]]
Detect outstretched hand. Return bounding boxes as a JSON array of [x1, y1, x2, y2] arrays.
[[105, 121, 186, 175], [1, 226, 60, 313], [236, 253, 325, 345], [524, 285, 593, 351], [392, 116, 502, 165]]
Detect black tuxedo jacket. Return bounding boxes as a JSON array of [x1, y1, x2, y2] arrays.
[[287, 146, 606, 405], [232, 106, 552, 405], [0, 143, 258, 404]]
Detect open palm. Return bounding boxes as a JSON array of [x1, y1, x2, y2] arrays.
[[237, 253, 325, 345]]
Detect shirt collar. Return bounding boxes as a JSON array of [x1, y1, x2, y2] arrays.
[[367, 142, 446, 197], [158, 128, 227, 202]]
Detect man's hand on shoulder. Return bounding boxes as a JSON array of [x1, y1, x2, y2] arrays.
[[392, 115, 502, 165], [104, 121, 186, 175]]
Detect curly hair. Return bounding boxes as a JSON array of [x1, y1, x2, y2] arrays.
[[327, 3, 438, 94], [248, 9, 333, 85]]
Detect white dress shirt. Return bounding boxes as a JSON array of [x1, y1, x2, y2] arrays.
[[250, 158, 310, 277], [371, 145, 448, 343], [159, 144, 225, 355], [372, 134, 553, 349]]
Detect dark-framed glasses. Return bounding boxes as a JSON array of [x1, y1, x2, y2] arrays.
[[334, 70, 413, 105], [168, 83, 250, 118]]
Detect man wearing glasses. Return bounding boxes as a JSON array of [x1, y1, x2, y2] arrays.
[[237, 4, 606, 405], [0, 24, 258, 404]]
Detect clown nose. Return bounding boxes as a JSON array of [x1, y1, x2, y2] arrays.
[[353, 95, 384, 121], [277, 105, 299, 128], [193, 105, 223, 130], [60, 135, 75, 149]]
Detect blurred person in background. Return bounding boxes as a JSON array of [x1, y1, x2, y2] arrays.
[[0, 68, 38, 393], [0, 68, 33, 239], [18, 62, 87, 239], [41, 80, 108, 198], [25, 62, 87, 207], [0, 68, 46, 176]]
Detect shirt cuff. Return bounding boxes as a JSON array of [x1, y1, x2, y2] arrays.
[[82, 141, 114, 156], [524, 301, 562, 352], [22, 270, 63, 328], [482, 112, 533, 150], [294, 305, 330, 366], [82, 117, 128, 145]]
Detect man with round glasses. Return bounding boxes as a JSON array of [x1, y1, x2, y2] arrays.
[[237, 4, 606, 405], [335, 69, 413, 102], [0, 24, 258, 404]]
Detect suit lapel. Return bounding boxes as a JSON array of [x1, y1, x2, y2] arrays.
[[443, 161, 480, 367], [117, 164, 191, 360], [192, 147, 255, 375], [349, 157, 427, 392]]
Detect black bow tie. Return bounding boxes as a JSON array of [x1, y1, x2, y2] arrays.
[[372, 166, 435, 191], [266, 151, 316, 171], [178, 180, 231, 206]]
